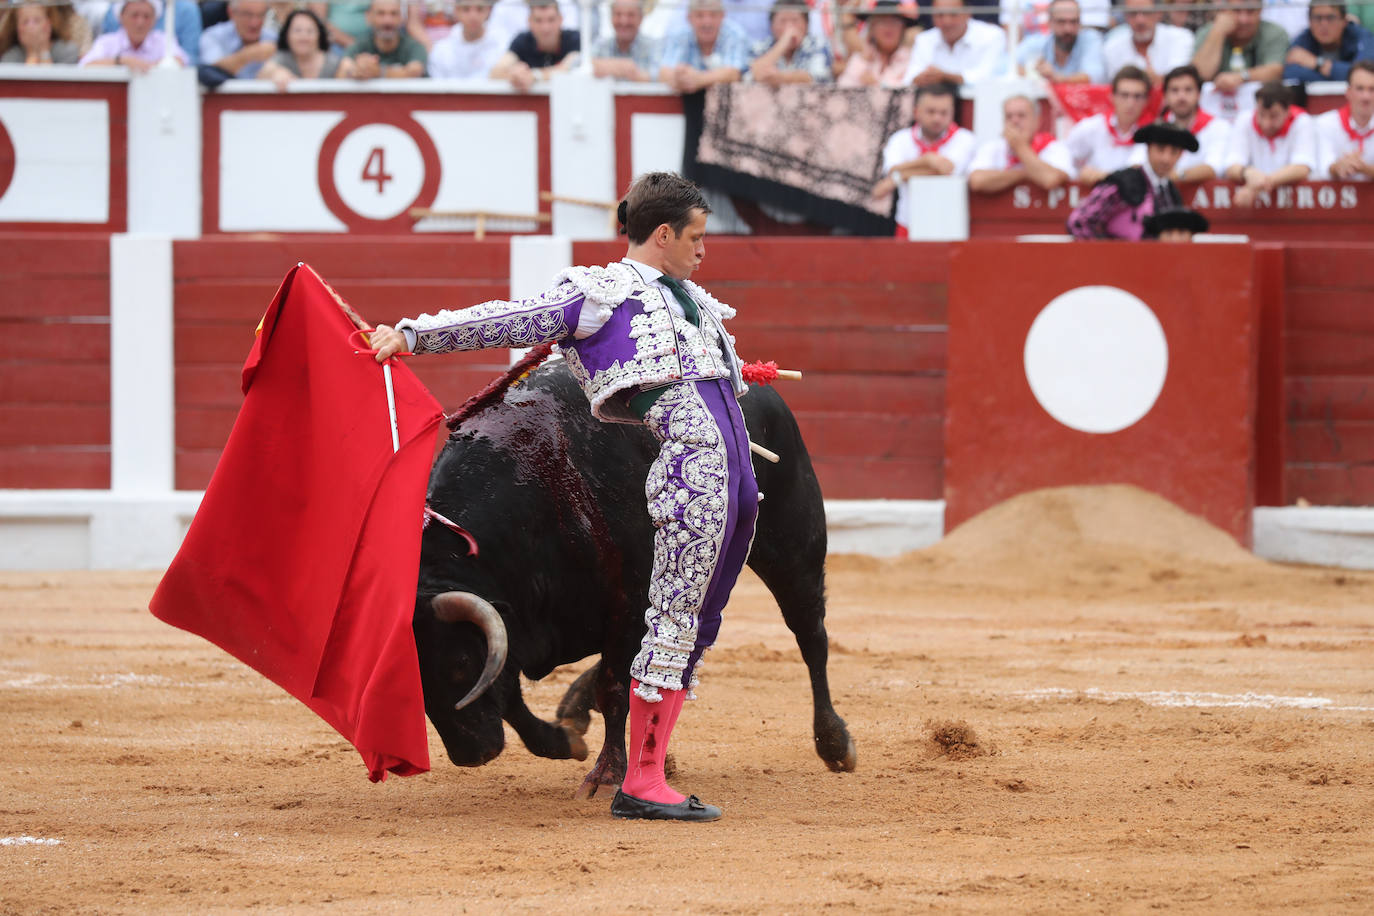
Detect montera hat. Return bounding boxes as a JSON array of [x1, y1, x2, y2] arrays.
[[854, 0, 921, 27], [1144, 207, 1210, 237], [1132, 122, 1200, 153]]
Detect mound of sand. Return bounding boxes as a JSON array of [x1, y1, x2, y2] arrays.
[[933, 484, 1259, 569], [841, 485, 1286, 592]]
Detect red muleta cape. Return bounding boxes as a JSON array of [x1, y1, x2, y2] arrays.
[[150, 263, 442, 782]]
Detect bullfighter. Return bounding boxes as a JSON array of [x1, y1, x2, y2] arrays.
[[369, 171, 755, 823], [1066, 122, 1199, 240]]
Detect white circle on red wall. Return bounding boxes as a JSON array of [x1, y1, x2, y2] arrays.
[[1023, 285, 1169, 435], [331, 124, 425, 221]]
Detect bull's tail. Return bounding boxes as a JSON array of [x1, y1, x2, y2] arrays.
[[445, 341, 556, 431]]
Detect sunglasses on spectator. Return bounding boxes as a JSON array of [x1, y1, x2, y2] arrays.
[[1308, 11, 1342, 20]]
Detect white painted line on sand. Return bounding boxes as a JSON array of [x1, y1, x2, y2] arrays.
[[1, 837, 61, 847], [1013, 688, 1374, 712]]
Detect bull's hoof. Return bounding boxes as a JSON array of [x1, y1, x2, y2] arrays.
[[573, 747, 626, 800], [558, 715, 590, 738], [563, 725, 589, 761], [822, 736, 858, 773]]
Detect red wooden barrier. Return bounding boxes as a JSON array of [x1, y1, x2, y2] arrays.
[[7, 232, 1370, 515], [945, 240, 1259, 542], [171, 237, 512, 489], [0, 233, 111, 487], [969, 181, 1372, 241], [1279, 242, 1374, 506]]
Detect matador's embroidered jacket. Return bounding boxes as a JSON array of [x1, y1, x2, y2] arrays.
[[396, 261, 747, 423]]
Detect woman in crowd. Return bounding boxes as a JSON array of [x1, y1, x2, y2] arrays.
[[836, 0, 920, 88], [0, 1, 90, 64], [258, 7, 353, 90]]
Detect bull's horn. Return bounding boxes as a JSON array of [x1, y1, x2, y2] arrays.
[[431, 591, 509, 712]]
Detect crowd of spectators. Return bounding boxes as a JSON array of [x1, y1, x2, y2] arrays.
[[3, 0, 1369, 91], [0, 0, 1371, 216]]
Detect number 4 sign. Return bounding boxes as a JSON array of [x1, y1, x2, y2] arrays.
[[362, 147, 393, 194], [318, 114, 440, 230]]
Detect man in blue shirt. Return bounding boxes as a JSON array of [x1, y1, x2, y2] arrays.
[[659, 0, 752, 92], [101, 0, 201, 64], [1015, 0, 1106, 84], [198, 0, 277, 86], [1283, 2, 1374, 83]]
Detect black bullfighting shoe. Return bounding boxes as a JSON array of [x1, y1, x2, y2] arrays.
[[610, 789, 723, 822]]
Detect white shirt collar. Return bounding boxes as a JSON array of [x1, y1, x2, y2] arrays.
[[942, 26, 969, 52], [1141, 159, 1167, 190], [621, 257, 665, 285]]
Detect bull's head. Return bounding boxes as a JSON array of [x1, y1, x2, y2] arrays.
[[414, 590, 510, 766]]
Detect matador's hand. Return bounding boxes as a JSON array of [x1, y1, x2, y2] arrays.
[[370, 324, 410, 363]]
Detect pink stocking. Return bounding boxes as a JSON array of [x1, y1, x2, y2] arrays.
[[620, 680, 687, 804]]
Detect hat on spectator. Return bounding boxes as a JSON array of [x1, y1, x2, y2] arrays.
[[116, 0, 163, 17], [1144, 207, 1210, 237], [854, 0, 921, 28], [1132, 123, 1200, 153]]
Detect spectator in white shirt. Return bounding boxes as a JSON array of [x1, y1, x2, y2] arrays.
[[1066, 64, 1152, 185], [1102, 0, 1195, 85], [1224, 80, 1319, 205], [902, 0, 1007, 87], [969, 94, 1076, 192], [428, 0, 508, 78], [1315, 60, 1374, 180], [1130, 63, 1232, 180], [872, 83, 979, 236]]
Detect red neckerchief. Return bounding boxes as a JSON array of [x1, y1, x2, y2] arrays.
[[1009, 132, 1055, 166], [1254, 107, 1298, 151], [1339, 105, 1374, 152], [912, 123, 958, 154], [1166, 108, 1213, 134], [1108, 114, 1136, 146]]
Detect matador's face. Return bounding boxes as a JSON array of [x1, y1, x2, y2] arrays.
[[661, 209, 708, 281]]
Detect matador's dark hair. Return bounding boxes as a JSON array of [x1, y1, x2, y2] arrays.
[[617, 172, 711, 244]]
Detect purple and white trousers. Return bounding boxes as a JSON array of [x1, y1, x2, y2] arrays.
[[630, 378, 759, 701]]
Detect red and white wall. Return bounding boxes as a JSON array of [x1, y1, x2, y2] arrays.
[[6, 233, 1374, 569], [3, 70, 1373, 568]]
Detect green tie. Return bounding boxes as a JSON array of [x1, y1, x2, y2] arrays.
[[659, 276, 700, 328], [627, 276, 702, 419]]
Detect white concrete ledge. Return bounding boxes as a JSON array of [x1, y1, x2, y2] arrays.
[[216, 78, 546, 96], [1253, 506, 1374, 570], [0, 491, 201, 570], [824, 499, 944, 558], [4, 494, 1372, 571], [0, 65, 129, 82]]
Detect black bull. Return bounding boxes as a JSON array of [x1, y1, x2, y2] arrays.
[[413, 362, 856, 796]]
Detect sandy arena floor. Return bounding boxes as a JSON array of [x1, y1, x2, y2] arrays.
[[3, 486, 1373, 914]]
